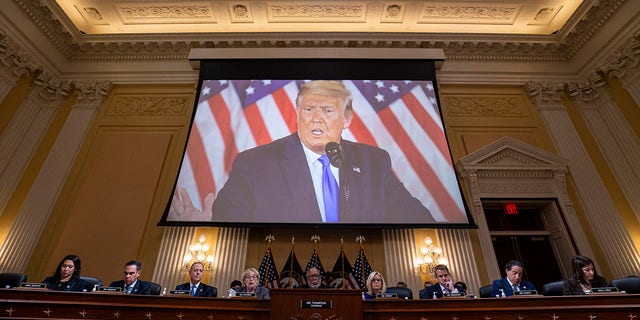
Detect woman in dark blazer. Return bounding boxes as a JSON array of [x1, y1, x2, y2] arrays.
[[563, 255, 609, 295], [42, 254, 86, 292]]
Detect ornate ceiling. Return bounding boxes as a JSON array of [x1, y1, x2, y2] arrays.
[[9, 0, 627, 62]]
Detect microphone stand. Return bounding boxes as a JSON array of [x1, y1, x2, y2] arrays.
[[340, 144, 349, 220]]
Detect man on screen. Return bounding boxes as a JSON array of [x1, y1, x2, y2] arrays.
[[211, 80, 434, 223]]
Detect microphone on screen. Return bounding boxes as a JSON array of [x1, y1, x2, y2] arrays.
[[325, 142, 343, 168]]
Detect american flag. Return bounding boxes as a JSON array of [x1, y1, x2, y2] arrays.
[[258, 246, 280, 289], [348, 245, 372, 290], [279, 246, 304, 288], [168, 79, 467, 223], [329, 246, 353, 289], [303, 247, 327, 287]]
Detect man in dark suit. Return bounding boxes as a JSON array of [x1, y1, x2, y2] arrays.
[[298, 267, 328, 288], [109, 260, 153, 295], [212, 80, 434, 224], [491, 260, 536, 297], [175, 262, 217, 297], [419, 264, 465, 299]]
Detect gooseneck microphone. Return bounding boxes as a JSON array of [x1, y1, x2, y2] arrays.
[[325, 142, 349, 219]]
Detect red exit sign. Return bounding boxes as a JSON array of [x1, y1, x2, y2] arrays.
[[504, 202, 519, 215]]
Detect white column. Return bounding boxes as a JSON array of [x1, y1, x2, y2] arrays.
[[0, 72, 67, 217], [152, 227, 195, 290], [567, 78, 640, 223], [212, 227, 249, 294], [528, 82, 640, 278], [437, 229, 481, 295], [382, 229, 420, 293], [0, 80, 109, 272]]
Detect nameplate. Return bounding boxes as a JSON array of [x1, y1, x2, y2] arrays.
[[443, 292, 466, 298], [591, 287, 619, 294], [19, 282, 46, 289], [97, 286, 122, 292], [234, 292, 256, 297], [301, 300, 332, 309], [169, 290, 190, 295], [513, 290, 538, 296], [376, 293, 398, 299]]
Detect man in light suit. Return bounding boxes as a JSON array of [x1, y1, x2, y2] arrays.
[[212, 80, 434, 224], [491, 260, 536, 297], [109, 260, 153, 295], [175, 262, 217, 297], [419, 264, 465, 299]]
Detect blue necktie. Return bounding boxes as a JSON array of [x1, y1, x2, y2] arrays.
[[191, 285, 197, 296], [319, 155, 339, 222]]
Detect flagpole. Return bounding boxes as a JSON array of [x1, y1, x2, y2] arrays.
[[288, 236, 294, 288]]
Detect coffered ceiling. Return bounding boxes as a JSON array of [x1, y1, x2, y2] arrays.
[[3, 0, 629, 63]]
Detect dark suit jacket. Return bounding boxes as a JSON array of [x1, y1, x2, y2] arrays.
[[175, 282, 217, 297], [237, 285, 270, 299], [491, 278, 536, 297], [419, 284, 465, 299], [42, 276, 86, 292], [109, 279, 153, 295], [212, 133, 434, 223]]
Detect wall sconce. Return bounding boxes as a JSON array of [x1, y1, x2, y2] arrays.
[[415, 236, 448, 282], [182, 235, 214, 272]]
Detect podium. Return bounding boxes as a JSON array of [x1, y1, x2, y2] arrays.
[[269, 289, 362, 320]]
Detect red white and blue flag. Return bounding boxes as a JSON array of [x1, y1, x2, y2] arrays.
[[170, 79, 467, 223]]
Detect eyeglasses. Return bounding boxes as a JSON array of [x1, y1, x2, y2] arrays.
[[244, 275, 258, 279], [372, 278, 383, 282], [307, 274, 320, 279]]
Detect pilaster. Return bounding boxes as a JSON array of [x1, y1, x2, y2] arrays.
[[528, 81, 640, 278], [438, 229, 481, 295], [212, 227, 249, 295], [382, 229, 419, 293], [152, 227, 195, 290], [0, 30, 37, 100]]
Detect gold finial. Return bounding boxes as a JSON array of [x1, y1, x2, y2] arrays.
[[356, 235, 365, 245]]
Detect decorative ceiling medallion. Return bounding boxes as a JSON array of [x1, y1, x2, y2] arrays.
[[75, 5, 108, 25], [381, 2, 405, 23], [229, 2, 253, 23], [116, 3, 215, 24], [418, 4, 520, 24], [529, 6, 563, 25], [268, 2, 366, 22]]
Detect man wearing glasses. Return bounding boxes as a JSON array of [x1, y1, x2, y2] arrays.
[[299, 267, 327, 288]]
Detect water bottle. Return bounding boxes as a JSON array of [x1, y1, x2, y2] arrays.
[[92, 284, 98, 292], [432, 291, 438, 299], [499, 288, 505, 298], [161, 288, 167, 296], [228, 288, 236, 297]]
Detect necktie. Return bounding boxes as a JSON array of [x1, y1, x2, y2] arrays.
[[191, 285, 197, 296], [318, 155, 339, 222], [512, 284, 519, 292], [125, 286, 132, 294]]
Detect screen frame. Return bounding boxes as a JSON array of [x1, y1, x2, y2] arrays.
[[159, 56, 475, 229]]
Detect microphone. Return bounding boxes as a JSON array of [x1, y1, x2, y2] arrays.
[[325, 142, 343, 168]]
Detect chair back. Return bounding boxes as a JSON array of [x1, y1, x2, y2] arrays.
[[386, 286, 413, 299], [611, 276, 640, 294], [542, 280, 564, 296], [148, 281, 162, 295], [478, 284, 493, 298], [80, 276, 103, 292], [0, 273, 27, 288]]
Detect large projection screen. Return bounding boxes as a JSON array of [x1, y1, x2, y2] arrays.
[[160, 57, 473, 228]]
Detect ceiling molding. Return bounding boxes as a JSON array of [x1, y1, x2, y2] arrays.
[[8, 0, 627, 63]]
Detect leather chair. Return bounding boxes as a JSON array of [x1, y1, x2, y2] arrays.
[[80, 276, 103, 292], [386, 286, 413, 299], [611, 276, 640, 294], [147, 281, 162, 295], [0, 273, 27, 288], [478, 284, 493, 298], [542, 280, 564, 296]]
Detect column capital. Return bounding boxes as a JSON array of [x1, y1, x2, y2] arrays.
[[526, 81, 565, 111], [73, 81, 113, 110]]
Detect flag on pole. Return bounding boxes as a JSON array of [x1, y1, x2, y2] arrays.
[[280, 244, 304, 288], [170, 79, 467, 223], [258, 246, 280, 289], [329, 245, 353, 288], [348, 244, 372, 290]]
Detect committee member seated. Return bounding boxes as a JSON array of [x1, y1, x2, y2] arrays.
[[419, 264, 465, 299], [563, 255, 609, 295], [299, 267, 327, 288], [235, 268, 270, 299], [42, 254, 86, 292], [363, 271, 388, 299], [491, 260, 536, 297], [211, 80, 434, 224], [175, 262, 217, 297], [109, 260, 153, 295]]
